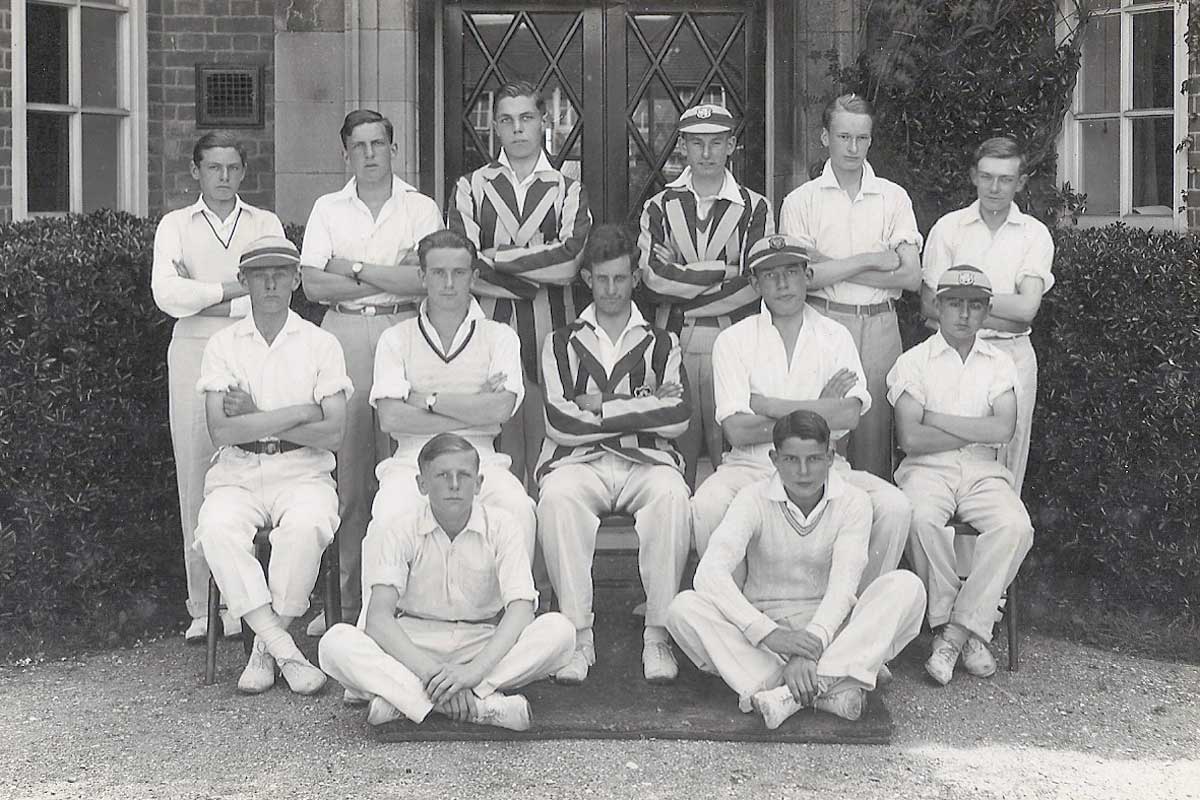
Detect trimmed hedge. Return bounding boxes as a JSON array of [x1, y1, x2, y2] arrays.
[[0, 212, 1196, 639]]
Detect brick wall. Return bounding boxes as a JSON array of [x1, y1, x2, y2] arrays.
[[146, 0, 275, 216], [0, 0, 12, 222]]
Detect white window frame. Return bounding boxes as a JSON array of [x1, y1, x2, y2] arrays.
[[1059, 0, 1190, 231], [11, 0, 147, 219]]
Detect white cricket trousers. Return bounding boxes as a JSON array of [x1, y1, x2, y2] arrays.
[[692, 460, 910, 594], [985, 335, 1037, 495], [537, 455, 692, 631], [667, 571, 925, 708], [898, 457, 1034, 641], [167, 315, 236, 619], [318, 614, 576, 723], [192, 448, 339, 620]]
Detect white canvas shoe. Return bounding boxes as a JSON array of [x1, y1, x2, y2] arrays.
[[876, 663, 893, 687], [343, 687, 371, 706], [305, 612, 327, 638], [642, 641, 678, 684], [184, 617, 207, 644], [813, 687, 865, 721], [237, 638, 276, 694], [472, 693, 531, 731], [366, 697, 404, 726], [277, 655, 327, 695], [925, 635, 963, 686], [554, 643, 595, 685], [751, 686, 803, 730], [960, 636, 998, 678]]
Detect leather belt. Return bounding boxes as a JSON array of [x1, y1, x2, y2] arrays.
[[236, 440, 303, 455], [332, 302, 417, 317], [807, 296, 897, 317]]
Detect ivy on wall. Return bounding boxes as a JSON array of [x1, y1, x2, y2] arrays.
[[828, 0, 1090, 230]]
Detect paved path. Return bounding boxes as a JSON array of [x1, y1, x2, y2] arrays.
[[1, 631, 1197, 800]]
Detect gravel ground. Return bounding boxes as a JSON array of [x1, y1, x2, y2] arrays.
[[0, 630, 1197, 800]]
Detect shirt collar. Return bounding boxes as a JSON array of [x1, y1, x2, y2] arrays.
[[766, 467, 847, 519], [665, 167, 745, 207], [930, 329, 1000, 362], [577, 302, 648, 338], [190, 194, 250, 223], [419, 501, 489, 539], [335, 174, 419, 203], [232, 309, 304, 340], [417, 298, 487, 338], [754, 301, 821, 336], [815, 160, 883, 195], [497, 149, 557, 183], [963, 199, 1030, 229]]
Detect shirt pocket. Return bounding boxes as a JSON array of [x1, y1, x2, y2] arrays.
[[454, 561, 501, 608]]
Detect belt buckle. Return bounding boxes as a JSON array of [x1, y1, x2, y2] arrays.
[[363, 306, 377, 317], [264, 441, 279, 456]]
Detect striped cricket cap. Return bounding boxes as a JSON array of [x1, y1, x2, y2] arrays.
[[677, 104, 737, 134], [936, 265, 993, 299], [239, 235, 301, 270], [746, 234, 811, 274]]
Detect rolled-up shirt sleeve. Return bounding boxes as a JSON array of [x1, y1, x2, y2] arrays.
[[830, 327, 872, 417], [369, 328, 411, 407], [195, 336, 239, 394], [313, 335, 355, 403], [1015, 223, 1055, 293], [490, 510, 539, 609], [886, 350, 925, 408], [361, 527, 412, 616], [489, 324, 526, 411], [300, 200, 334, 270]]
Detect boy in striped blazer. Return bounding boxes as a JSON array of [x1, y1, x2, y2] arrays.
[[536, 225, 693, 686], [447, 80, 593, 488], [638, 103, 774, 487]]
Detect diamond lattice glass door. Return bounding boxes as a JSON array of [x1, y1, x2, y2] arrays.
[[449, 7, 588, 182], [621, 6, 762, 220]]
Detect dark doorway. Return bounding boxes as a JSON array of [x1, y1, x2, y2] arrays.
[[430, 1, 766, 223]]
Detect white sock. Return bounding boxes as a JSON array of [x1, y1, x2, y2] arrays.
[[243, 606, 303, 662], [643, 625, 669, 645]]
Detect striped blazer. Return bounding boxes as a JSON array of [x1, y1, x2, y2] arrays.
[[637, 177, 773, 334], [447, 159, 593, 381], [535, 315, 690, 483]]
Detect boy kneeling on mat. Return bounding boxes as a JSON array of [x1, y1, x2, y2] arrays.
[[319, 433, 574, 730], [667, 410, 926, 728]]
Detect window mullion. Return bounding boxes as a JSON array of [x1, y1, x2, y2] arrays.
[[68, 1, 84, 213], [1173, 0, 1189, 230], [1119, 7, 1133, 217]]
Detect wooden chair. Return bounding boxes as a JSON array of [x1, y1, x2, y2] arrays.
[[951, 519, 1021, 671], [204, 529, 341, 685]]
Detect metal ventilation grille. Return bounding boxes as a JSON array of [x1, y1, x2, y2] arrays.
[[195, 65, 264, 128]]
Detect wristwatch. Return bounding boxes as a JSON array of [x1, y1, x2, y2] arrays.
[[351, 261, 364, 283], [425, 392, 439, 412]]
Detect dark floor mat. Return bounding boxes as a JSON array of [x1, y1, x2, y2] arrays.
[[375, 555, 893, 743]]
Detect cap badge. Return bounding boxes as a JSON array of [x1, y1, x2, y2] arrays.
[[696, 106, 713, 119], [958, 272, 976, 285], [634, 384, 654, 398], [769, 236, 786, 250]]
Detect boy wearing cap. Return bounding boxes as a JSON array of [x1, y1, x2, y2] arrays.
[[368, 229, 535, 561], [779, 93, 923, 480], [193, 236, 352, 695], [446, 81, 593, 488], [888, 264, 1034, 685], [693, 234, 911, 599], [320, 434, 575, 732], [920, 137, 1055, 495], [535, 224, 692, 686], [638, 103, 774, 486], [668, 411, 925, 728], [300, 110, 445, 636], [151, 132, 286, 642]]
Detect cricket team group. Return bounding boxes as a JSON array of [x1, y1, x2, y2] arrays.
[[151, 81, 1052, 732]]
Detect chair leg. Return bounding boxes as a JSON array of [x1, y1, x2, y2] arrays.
[[205, 577, 220, 685], [1007, 573, 1020, 671], [323, 538, 342, 628]]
